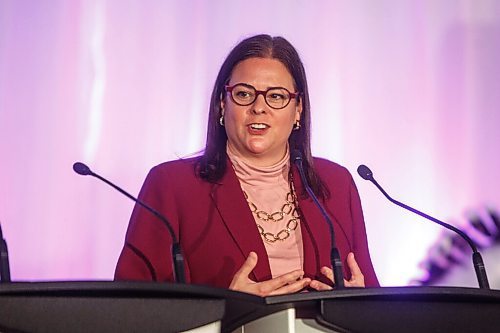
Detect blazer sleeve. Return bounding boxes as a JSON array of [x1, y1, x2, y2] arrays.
[[349, 176, 380, 287]]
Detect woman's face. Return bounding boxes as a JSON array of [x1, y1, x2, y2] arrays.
[[221, 57, 302, 166]]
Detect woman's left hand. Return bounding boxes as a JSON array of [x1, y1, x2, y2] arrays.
[[309, 252, 365, 291]]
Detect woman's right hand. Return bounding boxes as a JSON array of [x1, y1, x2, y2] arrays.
[[229, 252, 311, 297]]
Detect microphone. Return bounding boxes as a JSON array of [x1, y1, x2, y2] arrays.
[[357, 164, 489, 289], [73, 162, 186, 283], [0, 222, 11, 283], [291, 150, 345, 289]]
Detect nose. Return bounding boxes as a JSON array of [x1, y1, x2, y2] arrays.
[[251, 93, 267, 114]]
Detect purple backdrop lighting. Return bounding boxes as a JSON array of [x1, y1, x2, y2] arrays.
[[1, 0, 499, 286]]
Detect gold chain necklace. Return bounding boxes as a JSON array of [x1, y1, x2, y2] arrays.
[[243, 190, 301, 243]]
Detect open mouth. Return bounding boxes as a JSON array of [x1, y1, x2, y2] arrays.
[[249, 123, 269, 130]]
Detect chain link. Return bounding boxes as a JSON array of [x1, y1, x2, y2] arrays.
[[244, 190, 300, 243]]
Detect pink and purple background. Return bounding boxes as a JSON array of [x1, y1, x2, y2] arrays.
[[1, 0, 499, 287]]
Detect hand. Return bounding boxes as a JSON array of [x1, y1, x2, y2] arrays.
[[309, 252, 365, 291], [229, 251, 311, 297]]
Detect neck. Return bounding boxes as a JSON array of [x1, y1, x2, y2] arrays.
[[227, 142, 290, 188], [227, 142, 288, 168]]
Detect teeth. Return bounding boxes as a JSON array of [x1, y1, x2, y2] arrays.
[[250, 123, 267, 129]]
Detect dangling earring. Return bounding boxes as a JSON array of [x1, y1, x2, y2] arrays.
[[219, 115, 225, 126], [293, 120, 300, 130]]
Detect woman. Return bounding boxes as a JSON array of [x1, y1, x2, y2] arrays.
[[115, 34, 379, 295]]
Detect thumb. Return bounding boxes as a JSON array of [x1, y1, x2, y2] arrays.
[[347, 252, 362, 277], [236, 251, 258, 279]]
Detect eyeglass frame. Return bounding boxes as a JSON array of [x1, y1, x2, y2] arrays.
[[224, 83, 301, 110]]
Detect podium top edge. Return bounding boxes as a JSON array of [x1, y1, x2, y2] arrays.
[[264, 285, 500, 304], [1, 281, 499, 304], [0, 280, 263, 302]]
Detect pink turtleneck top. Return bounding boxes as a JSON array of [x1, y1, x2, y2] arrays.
[[227, 144, 304, 278]]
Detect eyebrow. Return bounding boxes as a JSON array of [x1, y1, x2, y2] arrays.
[[233, 82, 296, 91]]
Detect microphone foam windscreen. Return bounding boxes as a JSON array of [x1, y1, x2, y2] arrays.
[[357, 165, 373, 180]]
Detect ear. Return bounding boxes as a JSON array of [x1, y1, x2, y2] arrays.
[[295, 96, 303, 122], [220, 94, 225, 115]]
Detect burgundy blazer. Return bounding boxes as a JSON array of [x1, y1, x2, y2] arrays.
[[115, 157, 379, 288]]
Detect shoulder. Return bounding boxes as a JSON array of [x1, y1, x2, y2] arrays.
[[146, 156, 202, 184], [312, 157, 352, 180], [311, 157, 356, 194], [151, 156, 199, 172]]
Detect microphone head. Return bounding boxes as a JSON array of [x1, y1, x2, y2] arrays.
[[291, 149, 303, 164], [73, 162, 92, 176], [357, 164, 374, 181]]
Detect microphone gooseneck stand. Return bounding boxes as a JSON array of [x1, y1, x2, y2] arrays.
[[357, 164, 489, 289], [0, 223, 11, 283], [73, 162, 185, 283], [292, 150, 345, 289]]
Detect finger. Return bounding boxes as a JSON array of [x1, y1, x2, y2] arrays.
[[269, 277, 311, 296], [258, 269, 305, 295], [320, 266, 335, 283], [344, 277, 364, 287], [234, 251, 258, 280], [345, 252, 365, 287], [309, 279, 333, 291], [347, 252, 362, 278]]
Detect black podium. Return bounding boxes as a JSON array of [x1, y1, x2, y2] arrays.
[[0, 282, 239, 332], [260, 286, 500, 333], [1, 282, 499, 332]]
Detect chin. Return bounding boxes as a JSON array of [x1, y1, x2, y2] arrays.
[[246, 149, 269, 157], [246, 144, 272, 155], [245, 142, 270, 154]]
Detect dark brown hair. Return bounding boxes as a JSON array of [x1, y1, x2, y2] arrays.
[[197, 34, 327, 198]]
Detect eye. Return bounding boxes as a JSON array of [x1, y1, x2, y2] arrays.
[[233, 86, 255, 101], [236, 91, 252, 98], [268, 93, 286, 101], [267, 88, 289, 102]]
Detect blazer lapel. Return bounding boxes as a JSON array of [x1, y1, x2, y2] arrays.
[[210, 159, 272, 282]]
